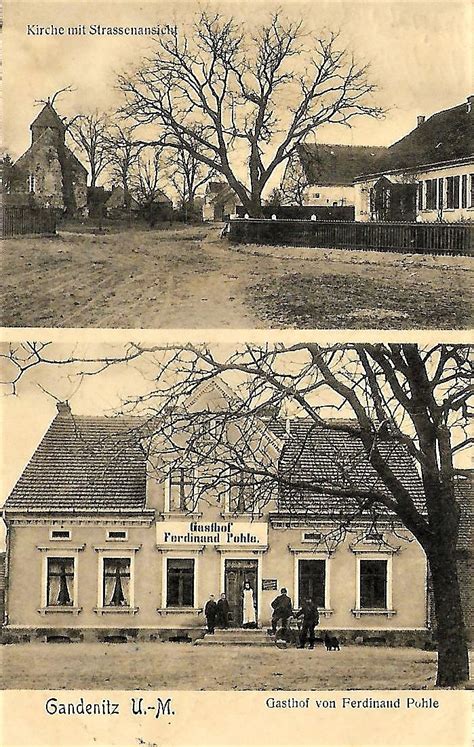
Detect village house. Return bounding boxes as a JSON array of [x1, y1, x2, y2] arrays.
[[281, 144, 387, 209], [3, 383, 470, 646], [202, 182, 240, 221], [354, 96, 474, 222], [9, 102, 87, 215], [103, 185, 140, 218]]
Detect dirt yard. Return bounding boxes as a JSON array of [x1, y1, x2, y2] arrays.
[[1, 641, 443, 691], [1, 224, 472, 328]]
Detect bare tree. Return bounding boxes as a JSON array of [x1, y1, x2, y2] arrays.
[[106, 125, 141, 197], [131, 148, 166, 225], [1, 342, 472, 686], [280, 150, 309, 206], [118, 11, 383, 215], [68, 111, 112, 187], [165, 126, 214, 217]]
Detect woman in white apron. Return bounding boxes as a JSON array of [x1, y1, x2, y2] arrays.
[[242, 581, 257, 628]]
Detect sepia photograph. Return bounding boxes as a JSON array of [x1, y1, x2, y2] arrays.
[[0, 341, 472, 693], [0, 1, 473, 745], [1, 0, 473, 329]]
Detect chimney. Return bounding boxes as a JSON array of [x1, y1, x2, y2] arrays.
[[56, 401, 71, 416], [467, 95, 474, 113], [417, 115, 425, 127]]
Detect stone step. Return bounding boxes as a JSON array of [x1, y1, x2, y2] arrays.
[[195, 629, 274, 645], [195, 637, 274, 646]]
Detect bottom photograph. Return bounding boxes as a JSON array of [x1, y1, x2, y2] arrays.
[[0, 341, 472, 693]]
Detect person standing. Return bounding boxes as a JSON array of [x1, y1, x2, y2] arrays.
[[271, 588, 293, 634], [216, 592, 230, 629], [296, 597, 320, 649], [204, 594, 217, 634], [242, 581, 257, 628]]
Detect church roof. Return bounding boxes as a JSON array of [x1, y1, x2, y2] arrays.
[[30, 102, 66, 133]]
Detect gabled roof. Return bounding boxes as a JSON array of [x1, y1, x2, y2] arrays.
[[30, 103, 66, 133], [271, 419, 426, 516], [377, 99, 474, 172], [297, 143, 388, 185], [4, 407, 147, 513]]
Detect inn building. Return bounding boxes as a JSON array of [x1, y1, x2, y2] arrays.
[[2, 391, 435, 645]]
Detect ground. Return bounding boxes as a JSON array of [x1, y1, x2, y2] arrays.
[[1, 223, 472, 328], [0, 642, 446, 690]]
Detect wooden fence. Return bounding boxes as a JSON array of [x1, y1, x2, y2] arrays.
[[228, 219, 473, 256], [1, 206, 57, 238]]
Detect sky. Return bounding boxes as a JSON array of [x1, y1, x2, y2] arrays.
[[1, 340, 471, 510], [2, 0, 473, 189]]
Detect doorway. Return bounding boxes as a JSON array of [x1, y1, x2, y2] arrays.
[[224, 558, 258, 627]]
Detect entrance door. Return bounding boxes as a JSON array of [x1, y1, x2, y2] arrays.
[[224, 558, 258, 627]]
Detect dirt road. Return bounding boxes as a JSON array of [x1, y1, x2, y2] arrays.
[[1, 224, 472, 328], [1, 641, 440, 690]]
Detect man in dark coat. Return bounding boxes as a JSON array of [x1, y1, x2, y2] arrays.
[[296, 597, 320, 649], [204, 594, 218, 634], [271, 588, 293, 634], [216, 593, 230, 629]]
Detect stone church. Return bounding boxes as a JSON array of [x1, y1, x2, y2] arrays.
[[10, 102, 87, 214]]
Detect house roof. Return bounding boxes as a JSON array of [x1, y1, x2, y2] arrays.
[[376, 99, 474, 172], [297, 143, 388, 185], [207, 182, 227, 193], [30, 103, 66, 133], [105, 186, 140, 209], [4, 407, 426, 518], [4, 406, 147, 513], [271, 419, 426, 516]]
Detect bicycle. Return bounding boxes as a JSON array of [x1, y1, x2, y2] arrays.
[[272, 616, 302, 649]]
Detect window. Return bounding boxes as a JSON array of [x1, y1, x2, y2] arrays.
[[47, 557, 74, 606], [359, 559, 387, 609], [446, 176, 460, 209], [461, 175, 468, 208], [425, 179, 437, 210], [27, 173, 36, 193], [302, 531, 322, 543], [438, 178, 444, 210], [166, 558, 194, 607], [470, 174, 474, 208], [298, 559, 325, 607], [50, 529, 71, 540], [168, 468, 195, 512], [107, 530, 128, 541], [102, 557, 131, 607], [417, 182, 423, 210], [228, 471, 255, 514]]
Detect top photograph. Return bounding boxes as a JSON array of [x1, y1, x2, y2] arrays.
[[1, 0, 473, 330]]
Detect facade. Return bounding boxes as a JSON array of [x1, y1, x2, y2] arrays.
[[9, 102, 88, 215], [2, 395, 432, 645], [355, 96, 474, 222], [202, 182, 239, 221], [281, 144, 387, 208], [455, 472, 473, 642]]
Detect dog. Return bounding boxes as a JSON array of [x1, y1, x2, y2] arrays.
[[324, 633, 340, 651]]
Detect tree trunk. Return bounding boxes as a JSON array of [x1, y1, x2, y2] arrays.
[[425, 542, 469, 686], [242, 193, 264, 217]]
